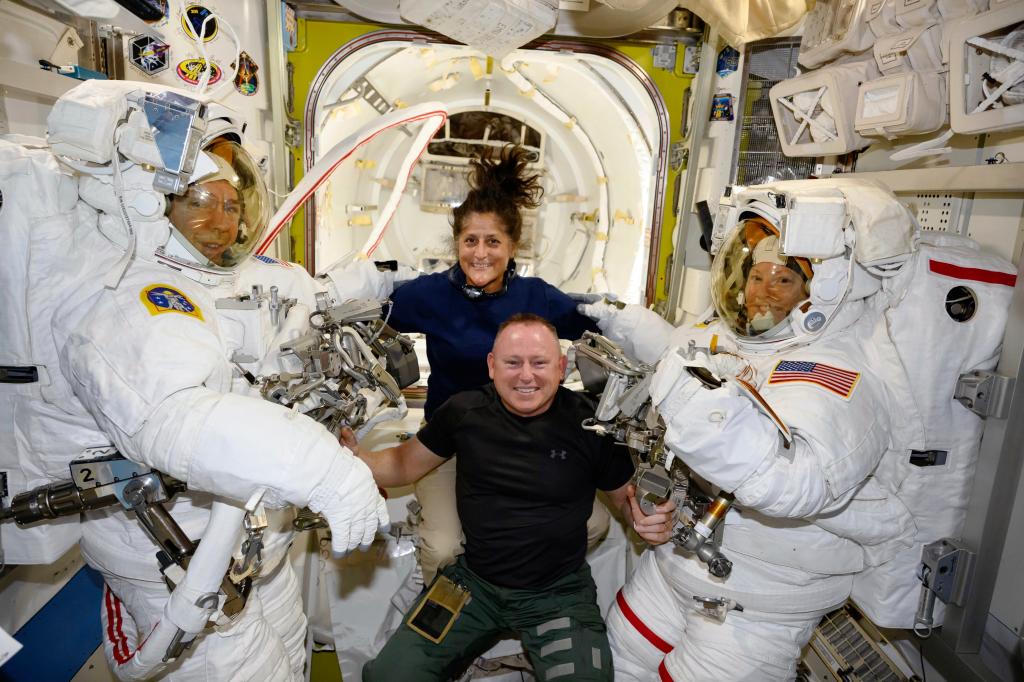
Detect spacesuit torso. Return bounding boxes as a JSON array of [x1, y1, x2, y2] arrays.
[[651, 302, 915, 612]]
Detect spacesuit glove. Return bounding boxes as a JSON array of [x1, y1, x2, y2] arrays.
[[575, 301, 674, 364], [306, 452, 390, 557], [650, 347, 779, 492], [707, 352, 757, 384], [319, 259, 419, 302], [649, 346, 708, 410]]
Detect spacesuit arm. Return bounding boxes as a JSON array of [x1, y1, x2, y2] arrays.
[[61, 301, 387, 555], [652, 349, 890, 520], [575, 300, 675, 364], [92, 383, 387, 554], [317, 259, 419, 303]]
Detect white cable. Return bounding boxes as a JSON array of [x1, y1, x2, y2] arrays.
[[189, 10, 241, 102], [104, 147, 137, 289]]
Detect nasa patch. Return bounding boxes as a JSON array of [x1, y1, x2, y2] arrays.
[[181, 4, 218, 42], [176, 57, 221, 86], [141, 284, 205, 321], [141, 0, 168, 26], [233, 51, 259, 96], [128, 35, 170, 76]]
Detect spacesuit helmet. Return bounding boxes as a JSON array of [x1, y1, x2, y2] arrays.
[[711, 216, 815, 344], [46, 80, 270, 282], [161, 137, 269, 271]]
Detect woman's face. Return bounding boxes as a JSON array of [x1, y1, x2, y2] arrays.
[[457, 212, 515, 293], [744, 261, 807, 329], [168, 179, 241, 265]]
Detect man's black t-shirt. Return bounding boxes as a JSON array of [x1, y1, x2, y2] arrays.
[[417, 384, 634, 590]]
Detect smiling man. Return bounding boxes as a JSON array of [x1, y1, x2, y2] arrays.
[[352, 313, 674, 681]]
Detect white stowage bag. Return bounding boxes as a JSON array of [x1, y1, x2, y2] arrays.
[[852, 232, 1016, 628], [0, 138, 119, 564]]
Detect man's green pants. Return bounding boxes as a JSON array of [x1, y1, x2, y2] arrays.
[[363, 557, 613, 681]]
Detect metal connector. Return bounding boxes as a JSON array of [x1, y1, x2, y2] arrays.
[[955, 370, 1014, 419]]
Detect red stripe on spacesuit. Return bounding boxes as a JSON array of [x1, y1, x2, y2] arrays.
[[658, 659, 674, 681], [929, 259, 1017, 287], [104, 586, 136, 665], [616, 590, 673, 654]]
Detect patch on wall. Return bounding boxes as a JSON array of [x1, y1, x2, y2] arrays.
[[141, 0, 169, 26], [128, 34, 170, 76], [180, 4, 219, 43], [233, 51, 259, 96], [176, 57, 221, 86]]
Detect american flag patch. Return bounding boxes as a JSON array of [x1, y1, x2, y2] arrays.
[[254, 254, 292, 268], [767, 360, 861, 399]]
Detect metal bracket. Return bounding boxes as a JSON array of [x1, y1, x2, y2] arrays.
[[669, 140, 688, 171], [284, 119, 302, 148], [651, 43, 677, 71], [922, 538, 975, 606], [954, 370, 1014, 419]]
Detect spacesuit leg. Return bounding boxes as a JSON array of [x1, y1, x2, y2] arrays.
[[606, 550, 685, 681], [414, 456, 464, 584], [99, 565, 302, 681], [254, 560, 308, 679], [660, 603, 820, 682]]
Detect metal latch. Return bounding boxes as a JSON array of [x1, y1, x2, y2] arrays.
[[954, 370, 1014, 419], [914, 537, 975, 637]]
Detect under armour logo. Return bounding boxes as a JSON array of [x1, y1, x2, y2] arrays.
[[550, 449, 567, 460]]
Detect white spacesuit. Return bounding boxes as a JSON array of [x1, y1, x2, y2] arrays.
[[580, 179, 924, 680], [0, 80, 408, 680]]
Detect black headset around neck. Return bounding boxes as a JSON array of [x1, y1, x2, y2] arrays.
[[448, 259, 518, 301]]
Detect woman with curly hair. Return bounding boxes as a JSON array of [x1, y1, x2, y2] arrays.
[[383, 144, 606, 584]]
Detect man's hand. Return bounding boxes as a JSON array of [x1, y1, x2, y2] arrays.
[[626, 484, 676, 546], [339, 426, 361, 456]]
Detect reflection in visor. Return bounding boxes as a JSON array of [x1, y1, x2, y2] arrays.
[[711, 217, 812, 340], [181, 185, 243, 216], [168, 181, 242, 265], [164, 139, 269, 270]]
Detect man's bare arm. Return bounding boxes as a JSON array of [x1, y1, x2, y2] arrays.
[[341, 429, 447, 487]]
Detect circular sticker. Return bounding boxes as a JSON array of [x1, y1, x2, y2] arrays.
[[804, 311, 827, 332], [142, 0, 169, 26], [176, 57, 221, 85], [182, 4, 218, 42]]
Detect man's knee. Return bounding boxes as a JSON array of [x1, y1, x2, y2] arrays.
[[414, 458, 464, 582], [586, 497, 611, 548], [417, 531, 464, 584]]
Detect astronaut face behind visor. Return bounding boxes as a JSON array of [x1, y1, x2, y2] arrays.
[[711, 216, 814, 342], [164, 138, 269, 270]]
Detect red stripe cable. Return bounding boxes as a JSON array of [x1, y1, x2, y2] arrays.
[[615, 590, 674, 654], [658, 659, 675, 681]]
